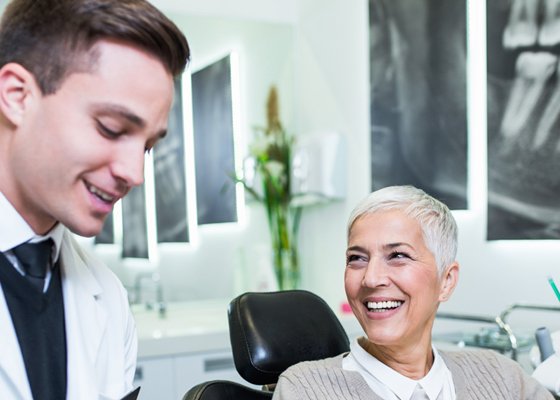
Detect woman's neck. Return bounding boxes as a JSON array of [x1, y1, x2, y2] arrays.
[[358, 336, 434, 380]]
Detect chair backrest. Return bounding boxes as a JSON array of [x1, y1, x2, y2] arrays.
[[228, 289, 350, 386], [182, 380, 273, 400]]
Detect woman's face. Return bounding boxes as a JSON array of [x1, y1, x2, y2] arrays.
[[345, 209, 458, 351]]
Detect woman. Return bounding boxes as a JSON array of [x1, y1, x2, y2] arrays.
[[272, 186, 553, 399]]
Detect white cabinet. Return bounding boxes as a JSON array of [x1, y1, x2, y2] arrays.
[[174, 350, 255, 398], [134, 357, 176, 399], [135, 349, 256, 399]]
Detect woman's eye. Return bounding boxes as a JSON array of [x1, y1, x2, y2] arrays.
[[388, 251, 409, 260], [346, 254, 367, 266]]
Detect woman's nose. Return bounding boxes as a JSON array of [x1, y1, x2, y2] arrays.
[[362, 258, 391, 288]]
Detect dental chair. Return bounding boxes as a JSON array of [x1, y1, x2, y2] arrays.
[[182, 290, 350, 400]]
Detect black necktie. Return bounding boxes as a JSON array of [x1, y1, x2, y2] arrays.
[[12, 239, 53, 292]]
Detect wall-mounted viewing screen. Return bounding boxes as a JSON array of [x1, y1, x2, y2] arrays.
[[487, 1, 560, 240], [154, 78, 190, 243], [192, 54, 238, 225], [122, 185, 149, 259], [95, 212, 114, 245], [369, 0, 468, 209]]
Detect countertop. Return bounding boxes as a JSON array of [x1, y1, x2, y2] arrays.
[[132, 299, 362, 358]]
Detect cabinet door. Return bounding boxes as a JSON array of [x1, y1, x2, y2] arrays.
[[134, 357, 176, 400], [174, 350, 259, 398]]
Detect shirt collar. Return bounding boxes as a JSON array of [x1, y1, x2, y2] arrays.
[[418, 346, 448, 400], [0, 192, 64, 263], [350, 338, 447, 400]]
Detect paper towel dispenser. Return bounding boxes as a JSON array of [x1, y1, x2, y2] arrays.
[[291, 132, 345, 205]]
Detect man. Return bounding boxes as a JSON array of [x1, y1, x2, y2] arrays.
[[0, 1, 190, 399]]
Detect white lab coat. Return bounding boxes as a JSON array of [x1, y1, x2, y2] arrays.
[[0, 230, 137, 400]]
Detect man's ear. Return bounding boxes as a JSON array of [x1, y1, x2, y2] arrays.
[[439, 261, 459, 302], [0, 63, 39, 127]]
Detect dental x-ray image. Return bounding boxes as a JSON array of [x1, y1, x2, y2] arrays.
[[487, 0, 560, 239], [122, 184, 150, 259], [94, 212, 114, 245], [192, 55, 238, 225], [369, 0, 468, 209], [153, 77, 190, 243]]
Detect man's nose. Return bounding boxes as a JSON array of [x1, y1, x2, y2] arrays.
[[111, 146, 146, 188]]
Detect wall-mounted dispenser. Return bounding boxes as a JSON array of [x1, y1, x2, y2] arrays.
[[291, 131, 346, 206]]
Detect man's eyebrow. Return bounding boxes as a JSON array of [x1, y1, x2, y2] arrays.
[[92, 103, 145, 127], [91, 103, 168, 139], [158, 129, 168, 140]]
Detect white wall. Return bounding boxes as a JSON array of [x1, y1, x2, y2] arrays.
[[87, 0, 560, 331], [291, 0, 560, 334], [292, 0, 370, 310], [91, 4, 297, 301], [177, 14, 296, 134]]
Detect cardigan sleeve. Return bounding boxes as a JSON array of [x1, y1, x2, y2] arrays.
[[272, 374, 304, 400], [442, 349, 555, 399], [498, 353, 555, 400]]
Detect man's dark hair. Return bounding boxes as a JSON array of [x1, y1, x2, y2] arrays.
[[0, 0, 190, 94]]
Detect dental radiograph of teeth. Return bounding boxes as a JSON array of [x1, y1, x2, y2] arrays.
[[121, 184, 150, 260], [487, 0, 560, 239], [369, 0, 468, 210]]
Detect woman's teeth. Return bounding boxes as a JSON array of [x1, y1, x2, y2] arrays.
[[367, 301, 403, 312]]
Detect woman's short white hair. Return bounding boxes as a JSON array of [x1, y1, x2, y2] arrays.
[[347, 185, 458, 274]]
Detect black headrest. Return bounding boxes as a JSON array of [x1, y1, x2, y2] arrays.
[[182, 380, 273, 400], [228, 290, 350, 385]]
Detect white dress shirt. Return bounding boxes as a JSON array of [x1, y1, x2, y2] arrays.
[[343, 338, 456, 400], [0, 193, 138, 399], [0, 192, 64, 291]]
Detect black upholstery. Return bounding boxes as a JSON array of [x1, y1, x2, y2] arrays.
[[182, 290, 349, 400], [182, 381, 273, 400], [228, 290, 350, 386]]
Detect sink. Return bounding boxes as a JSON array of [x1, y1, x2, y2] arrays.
[[132, 299, 230, 339], [131, 299, 232, 357], [133, 310, 225, 338], [130, 298, 362, 358]]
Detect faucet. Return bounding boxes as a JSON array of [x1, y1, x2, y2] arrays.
[[436, 302, 560, 360], [133, 271, 166, 318]]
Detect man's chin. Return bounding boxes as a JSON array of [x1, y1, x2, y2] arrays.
[[64, 218, 105, 238]]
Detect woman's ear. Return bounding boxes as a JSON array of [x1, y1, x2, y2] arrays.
[[0, 63, 38, 127], [439, 261, 459, 302]]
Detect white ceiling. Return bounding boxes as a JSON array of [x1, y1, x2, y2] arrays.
[[150, 0, 302, 24]]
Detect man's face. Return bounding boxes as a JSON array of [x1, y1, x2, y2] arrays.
[[5, 40, 174, 236]]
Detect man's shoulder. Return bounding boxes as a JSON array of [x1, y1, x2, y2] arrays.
[[60, 230, 125, 295]]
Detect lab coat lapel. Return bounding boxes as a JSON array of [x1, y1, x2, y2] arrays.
[[0, 282, 32, 399], [60, 233, 107, 400]]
